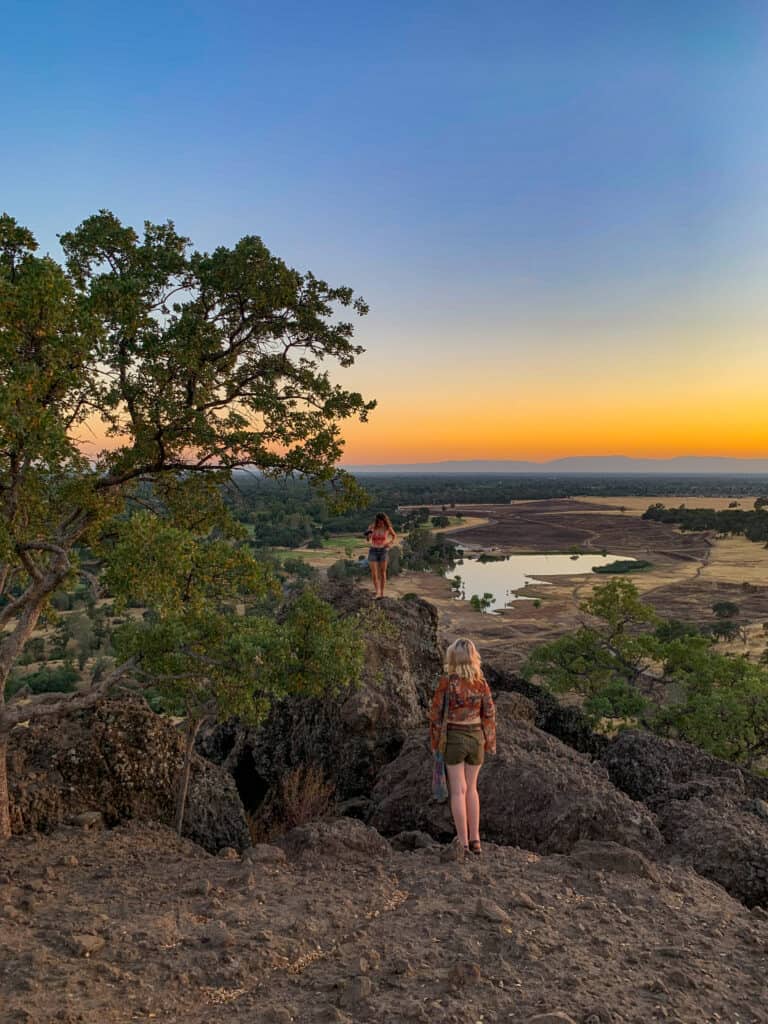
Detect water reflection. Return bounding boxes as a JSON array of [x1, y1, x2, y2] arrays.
[[447, 552, 634, 613]]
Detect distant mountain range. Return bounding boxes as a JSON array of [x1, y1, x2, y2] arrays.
[[344, 456, 768, 474]]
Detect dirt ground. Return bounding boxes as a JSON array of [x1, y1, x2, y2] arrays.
[[2, 820, 768, 1024], [376, 499, 768, 672]]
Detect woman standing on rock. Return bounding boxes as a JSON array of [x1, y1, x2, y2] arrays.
[[365, 512, 397, 599], [429, 638, 496, 855]]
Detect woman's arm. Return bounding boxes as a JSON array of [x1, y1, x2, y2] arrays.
[[481, 681, 497, 754], [429, 675, 449, 751]]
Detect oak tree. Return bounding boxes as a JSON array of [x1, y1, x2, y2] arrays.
[[0, 210, 373, 838]]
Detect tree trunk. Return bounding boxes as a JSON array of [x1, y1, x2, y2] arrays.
[[0, 732, 11, 841], [175, 716, 204, 837]]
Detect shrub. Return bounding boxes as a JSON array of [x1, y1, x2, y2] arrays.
[[6, 664, 79, 697], [593, 560, 652, 574], [247, 764, 335, 844]]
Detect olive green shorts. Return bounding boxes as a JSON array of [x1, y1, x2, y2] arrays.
[[444, 726, 484, 766]]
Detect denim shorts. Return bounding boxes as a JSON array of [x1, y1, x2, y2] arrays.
[[368, 546, 389, 563]]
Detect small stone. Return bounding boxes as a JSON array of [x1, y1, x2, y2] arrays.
[[216, 846, 240, 860], [440, 839, 466, 863], [200, 921, 233, 947], [526, 1014, 578, 1024], [340, 975, 373, 1007], [583, 1009, 614, 1024], [511, 891, 538, 911], [242, 844, 287, 864], [448, 961, 482, 988], [188, 878, 212, 897], [476, 897, 512, 924], [750, 798, 768, 820], [72, 811, 104, 830], [59, 855, 79, 868], [69, 933, 106, 957]]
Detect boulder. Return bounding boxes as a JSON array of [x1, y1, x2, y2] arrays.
[[371, 713, 662, 856], [599, 729, 768, 809], [199, 593, 443, 811], [658, 797, 768, 908], [601, 730, 768, 907], [7, 697, 248, 854], [277, 816, 392, 862], [484, 665, 610, 758]]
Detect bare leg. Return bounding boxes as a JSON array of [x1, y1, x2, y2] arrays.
[[465, 763, 482, 843], [446, 763, 468, 847], [380, 557, 388, 596], [369, 561, 379, 595]]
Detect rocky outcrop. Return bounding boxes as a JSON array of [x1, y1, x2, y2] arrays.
[[601, 729, 768, 907], [371, 708, 662, 856], [484, 664, 610, 758], [600, 729, 768, 808], [7, 697, 248, 854], [199, 593, 443, 811]]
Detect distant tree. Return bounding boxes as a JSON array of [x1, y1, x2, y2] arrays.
[[0, 210, 372, 840], [525, 579, 768, 766], [755, 497, 768, 512], [712, 601, 739, 619], [469, 592, 495, 612], [430, 515, 451, 528]]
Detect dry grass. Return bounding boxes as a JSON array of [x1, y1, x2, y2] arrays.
[[247, 764, 335, 845]]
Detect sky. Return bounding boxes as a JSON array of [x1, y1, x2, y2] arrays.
[[3, 0, 768, 464]]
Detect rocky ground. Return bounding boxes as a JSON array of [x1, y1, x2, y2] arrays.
[[6, 589, 768, 1023], [2, 818, 768, 1024]]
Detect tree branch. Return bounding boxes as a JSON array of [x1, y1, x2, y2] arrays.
[[1, 657, 138, 732]]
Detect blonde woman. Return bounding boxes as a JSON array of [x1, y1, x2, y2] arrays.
[[429, 638, 496, 854], [364, 512, 397, 599]]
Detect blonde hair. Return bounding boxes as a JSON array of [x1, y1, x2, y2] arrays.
[[444, 638, 483, 680]]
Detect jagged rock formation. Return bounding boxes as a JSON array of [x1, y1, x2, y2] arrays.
[[199, 592, 442, 811], [601, 730, 768, 906], [371, 705, 662, 856], [7, 697, 248, 854]]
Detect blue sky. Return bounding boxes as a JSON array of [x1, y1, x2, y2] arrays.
[[3, 1, 768, 460]]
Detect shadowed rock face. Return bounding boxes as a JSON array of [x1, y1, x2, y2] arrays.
[[7, 698, 248, 854], [199, 593, 443, 809], [371, 709, 663, 857], [601, 730, 768, 907], [600, 729, 768, 808]]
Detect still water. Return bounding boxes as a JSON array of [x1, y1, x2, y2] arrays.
[[447, 552, 633, 612]]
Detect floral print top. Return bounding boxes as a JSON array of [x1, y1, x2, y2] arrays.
[[429, 673, 497, 754]]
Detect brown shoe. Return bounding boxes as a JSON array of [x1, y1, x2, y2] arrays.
[[469, 840, 482, 856]]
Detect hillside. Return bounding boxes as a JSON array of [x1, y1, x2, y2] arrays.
[[4, 592, 768, 1023]]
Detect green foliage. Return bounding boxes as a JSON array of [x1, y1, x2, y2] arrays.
[[708, 620, 740, 642], [469, 592, 495, 612], [524, 578, 768, 767], [401, 527, 456, 573], [643, 503, 768, 544], [7, 664, 79, 697], [0, 209, 373, 706], [593, 559, 653, 574], [712, 600, 739, 619], [583, 679, 647, 721], [654, 619, 700, 642]]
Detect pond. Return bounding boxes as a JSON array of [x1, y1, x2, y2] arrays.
[[446, 552, 635, 612]]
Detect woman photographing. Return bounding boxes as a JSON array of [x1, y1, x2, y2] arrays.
[[365, 512, 397, 599]]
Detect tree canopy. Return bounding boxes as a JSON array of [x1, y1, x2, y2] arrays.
[[0, 210, 374, 838]]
